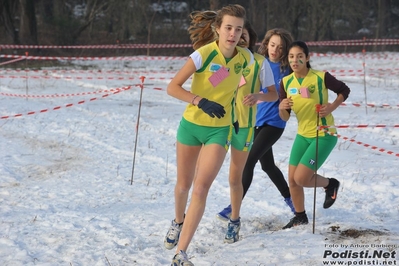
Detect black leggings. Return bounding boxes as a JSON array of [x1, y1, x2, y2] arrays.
[[242, 124, 290, 199]]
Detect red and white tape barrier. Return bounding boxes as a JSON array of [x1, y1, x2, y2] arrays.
[[309, 52, 399, 60], [0, 39, 398, 50], [326, 68, 399, 76], [0, 86, 131, 120], [2, 68, 399, 75], [340, 102, 399, 109], [0, 88, 124, 98], [321, 124, 399, 129], [323, 130, 399, 157], [0, 69, 175, 75], [327, 68, 399, 73], [306, 39, 399, 46], [2, 73, 398, 109], [0, 54, 186, 61], [1, 53, 398, 62], [0, 44, 193, 49], [0, 74, 174, 81], [0, 85, 163, 99], [0, 72, 396, 80], [0, 57, 27, 66]]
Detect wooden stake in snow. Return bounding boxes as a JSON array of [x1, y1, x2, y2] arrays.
[[130, 76, 146, 185], [312, 104, 321, 234]]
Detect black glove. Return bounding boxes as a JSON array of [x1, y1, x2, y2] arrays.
[[233, 121, 239, 134], [198, 98, 226, 119]]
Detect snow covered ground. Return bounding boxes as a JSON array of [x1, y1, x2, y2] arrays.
[[0, 51, 398, 266]]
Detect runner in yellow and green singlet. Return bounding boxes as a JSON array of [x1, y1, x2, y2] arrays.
[[279, 41, 351, 229]]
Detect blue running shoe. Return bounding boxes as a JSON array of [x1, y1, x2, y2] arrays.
[[284, 197, 295, 213], [224, 218, 240, 243], [216, 204, 231, 221], [164, 219, 183, 250]]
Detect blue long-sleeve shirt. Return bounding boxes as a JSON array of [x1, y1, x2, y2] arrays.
[[255, 59, 290, 128]]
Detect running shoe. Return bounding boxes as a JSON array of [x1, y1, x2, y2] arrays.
[[224, 218, 241, 243], [323, 178, 340, 209], [282, 213, 309, 229], [216, 204, 231, 221], [171, 250, 194, 266], [164, 219, 183, 250]]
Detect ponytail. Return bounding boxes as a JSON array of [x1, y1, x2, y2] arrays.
[[188, 11, 218, 50], [188, 5, 246, 50]]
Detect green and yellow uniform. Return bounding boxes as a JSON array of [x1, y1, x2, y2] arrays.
[[231, 53, 274, 151], [177, 41, 254, 148], [282, 69, 336, 137], [183, 41, 253, 127], [280, 70, 350, 168]]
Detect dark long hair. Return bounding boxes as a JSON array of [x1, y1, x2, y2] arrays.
[[289, 41, 312, 68], [239, 20, 257, 53]]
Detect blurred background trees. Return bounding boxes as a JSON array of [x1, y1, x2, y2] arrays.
[[0, 0, 398, 54]]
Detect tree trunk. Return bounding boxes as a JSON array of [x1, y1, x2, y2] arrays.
[[0, 0, 20, 44], [19, 0, 38, 44], [375, 0, 390, 50], [249, 0, 265, 39]]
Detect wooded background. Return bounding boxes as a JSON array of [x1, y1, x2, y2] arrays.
[[1, 0, 398, 55]]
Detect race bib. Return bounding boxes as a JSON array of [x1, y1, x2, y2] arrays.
[[209, 66, 229, 87]]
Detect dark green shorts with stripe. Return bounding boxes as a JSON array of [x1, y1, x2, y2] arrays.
[[229, 126, 254, 151]]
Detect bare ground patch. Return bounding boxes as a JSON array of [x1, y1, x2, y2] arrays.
[[328, 225, 390, 239]]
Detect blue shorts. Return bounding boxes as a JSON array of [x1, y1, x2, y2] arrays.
[[177, 118, 230, 150]]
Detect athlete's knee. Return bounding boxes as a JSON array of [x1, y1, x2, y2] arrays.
[[289, 170, 307, 187], [191, 178, 213, 198], [288, 176, 299, 188], [175, 182, 192, 194], [292, 173, 314, 187], [292, 177, 306, 187], [229, 177, 243, 188], [292, 164, 315, 186], [191, 185, 210, 200]]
